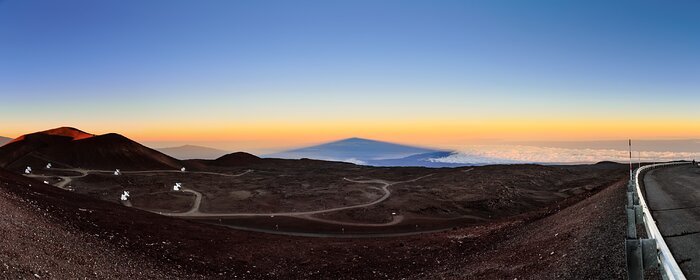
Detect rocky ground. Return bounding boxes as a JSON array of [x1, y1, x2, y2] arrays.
[[0, 164, 628, 279], [61, 162, 624, 235], [0, 175, 202, 279]]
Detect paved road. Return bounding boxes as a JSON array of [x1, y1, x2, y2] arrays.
[[644, 165, 700, 279]]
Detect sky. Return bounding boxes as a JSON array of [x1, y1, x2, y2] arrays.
[[1, 0, 699, 154]]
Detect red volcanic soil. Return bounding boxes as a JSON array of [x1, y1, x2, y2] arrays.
[[0, 165, 627, 279], [7, 127, 95, 144], [0, 127, 182, 171], [0, 127, 93, 167]]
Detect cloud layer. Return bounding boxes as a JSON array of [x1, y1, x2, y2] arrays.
[[431, 145, 700, 164]]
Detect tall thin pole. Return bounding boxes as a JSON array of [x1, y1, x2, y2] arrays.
[[629, 139, 633, 179]]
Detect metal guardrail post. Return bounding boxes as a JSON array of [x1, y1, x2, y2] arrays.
[[626, 238, 661, 279], [626, 240, 644, 280], [627, 174, 641, 279], [626, 208, 637, 239], [627, 192, 635, 207], [634, 205, 643, 225]]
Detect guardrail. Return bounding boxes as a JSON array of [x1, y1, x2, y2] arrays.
[[627, 162, 688, 280]]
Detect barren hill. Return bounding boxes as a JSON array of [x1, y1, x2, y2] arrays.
[[212, 152, 261, 166], [0, 127, 182, 171], [0, 136, 11, 146]]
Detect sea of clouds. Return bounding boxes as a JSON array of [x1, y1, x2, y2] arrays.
[[430, 145, 700, 164]]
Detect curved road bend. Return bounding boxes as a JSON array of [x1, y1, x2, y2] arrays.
[[160, 173, 435, 218], [643, 164, 700, 279], [27, 169, 464, 236], [29, 168, 437, 223], [26, 168, 253, 189]]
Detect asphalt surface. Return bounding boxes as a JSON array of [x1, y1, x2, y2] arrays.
[[643, 165, 700, 279]]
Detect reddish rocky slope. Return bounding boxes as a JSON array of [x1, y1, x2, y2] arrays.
[[0, 127, 182, 171]]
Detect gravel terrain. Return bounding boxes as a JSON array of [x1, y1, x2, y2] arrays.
[[0, 175, 202, 279], [0, 164, 627, 279]]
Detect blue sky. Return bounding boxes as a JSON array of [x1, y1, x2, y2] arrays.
[[1, 0, 699, 151]]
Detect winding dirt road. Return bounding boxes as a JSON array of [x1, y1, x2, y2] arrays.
[[26, 168, 448, 233], [160, 173, 434, 218], [27, 168, 252, 189], [25, 169, 88, 189]]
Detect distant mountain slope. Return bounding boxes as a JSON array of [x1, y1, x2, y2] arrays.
[[267, 137, 443, 164], [366, 151, 467, 167], [157, 145, 229, 160], [0, 136, 11, 146], [0, 127, 182, 171]]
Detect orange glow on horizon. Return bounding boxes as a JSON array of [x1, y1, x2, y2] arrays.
[[4, 117, 700, 151]]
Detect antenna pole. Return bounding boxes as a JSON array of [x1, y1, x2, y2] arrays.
[[629, 139, 633, 179]]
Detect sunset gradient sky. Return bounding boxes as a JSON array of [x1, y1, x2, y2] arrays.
[[1, 0, 699, 153]]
